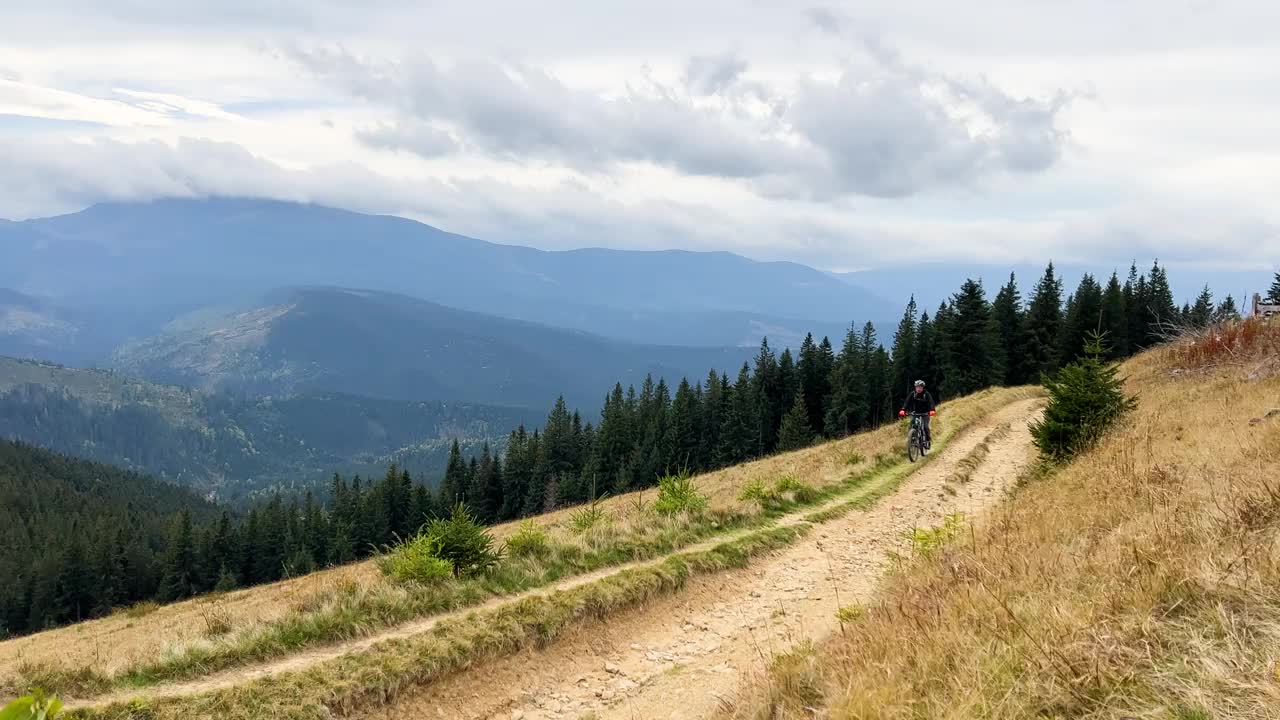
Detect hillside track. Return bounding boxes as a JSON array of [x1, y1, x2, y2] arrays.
[[359, 398, 1043, 720]]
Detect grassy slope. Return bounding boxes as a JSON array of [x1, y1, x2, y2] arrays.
[[7, 389, 1037, 718], [730, 324, 1280, 719]]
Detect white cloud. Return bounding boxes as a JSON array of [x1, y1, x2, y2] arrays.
[[0, 0, 1276, 273]]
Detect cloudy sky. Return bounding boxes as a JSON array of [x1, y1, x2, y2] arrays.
[[2, 0, 1277, 272]]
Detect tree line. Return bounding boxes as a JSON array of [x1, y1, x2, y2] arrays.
[[3, 260, 1239, 637]]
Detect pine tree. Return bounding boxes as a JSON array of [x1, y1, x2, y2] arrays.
[[1144, 260, 1178, 344], [890, 298, 919, 395], [752, 339, 781, 453], [718, 363, 759, 465], [825, 324, 867, 437], [777, 395, 815, 451], [797, 334, 830, 440], [1031, 332, 1137, 459], [1060, 273, 1104, 364], [914, 311, 939, 397], [943, 279, 1005, 396], [1100, 272, 1129, 360], [868, 345, 894, 426], [1269, 271, 1280, 303], [1025, 263, 1064, 377], [857, 322, 881, 427], [698, 370, 725, 470], [1124, 262, 1148, 351], [991, 274, 1027, 384], [158, 510, 197, 602], [1189, 285, 1214, 328], [667, 378, 701, 471], [1215, 295, 1241, 322], [470, 444, 504, 523], [55, 533, 93, 623], [438, 440, 468, 507]]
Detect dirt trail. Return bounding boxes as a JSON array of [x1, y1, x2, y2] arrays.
[[361, 398, 1042, 720], [71, 397, 1039, 712]]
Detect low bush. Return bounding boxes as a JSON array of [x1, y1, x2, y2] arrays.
[[504, 520, 552, 559], [654, 471, 708, 516], [377, 535, 455, 584]]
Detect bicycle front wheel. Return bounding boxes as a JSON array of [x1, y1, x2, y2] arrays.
[[907, 429, 919, 462]]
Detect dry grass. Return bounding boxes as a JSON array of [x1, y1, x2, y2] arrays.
[[1166, 315, 1280, 377], [725, 342, 1280, 719]]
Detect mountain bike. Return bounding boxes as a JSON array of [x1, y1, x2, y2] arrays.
[[905, 412, 933, 462]]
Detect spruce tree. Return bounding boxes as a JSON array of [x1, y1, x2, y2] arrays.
[[438, 440, 469, 507], [1025, 263, 1064, 377], [857, 322, 881, 427], [1144, 260, 1178, 344], [1269, 271, 1280, 303], [1215, 295, 1241, 322], [1100, 272, 1129, 360], [698, 370, 725, 470], [1124, 262, 1148, 351], [943, 279, 1005, 396], [914, 311, 939, 396], [991, 274, 1027, 384], [1060, 273, 1104, 364], [798, 334, 830, 439], [1189, 285, 1214, 328], [777, 395, 815, 451], [158, 510, 197, 602], [825, 324, 867, 437], [718, 363, 759, 465], [469, 444, 502, 523], [667, 378, 701, 471], [56, 533, 93, 623], [752, 339, 781, 453], [890, 297, 918, 396], [1031, 332, 1137, 460]]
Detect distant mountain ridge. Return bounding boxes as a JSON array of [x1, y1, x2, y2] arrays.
[[2, 197, 889, 354], [109, 286, 756, 410]]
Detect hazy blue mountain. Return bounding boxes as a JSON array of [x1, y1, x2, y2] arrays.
[[0, 288, 110, 364], [837, 263, 1273, 313], [4, 198, 892, 350], [109, 286, 756, 410], [0, 355, 536, 502]]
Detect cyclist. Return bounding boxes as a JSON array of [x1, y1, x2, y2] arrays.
[[898, 380, 935, 453]]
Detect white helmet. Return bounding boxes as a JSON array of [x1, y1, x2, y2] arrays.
[[914, 380, 925, 387]]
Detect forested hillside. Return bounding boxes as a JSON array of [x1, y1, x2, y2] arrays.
[[461, 260, 1240, 518], [0, 260, 1237, 639], [108, 286, 755, 410], [0, 356, 533, 501], [0, 441, 219, 637]]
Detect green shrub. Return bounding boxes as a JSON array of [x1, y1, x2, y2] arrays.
[[376, 534, 455, 584], [569, 499, 609, 534], [1031, 331, 1137, 460], [774, 475, 819, 504], [422, 503, 502, 577], [654, 471, 708, 516], [505, 520, 551, 559], [1, 690, 63, 720], [739, 479, 779, 507], [379, 504, 500, 581], [906, 512, 965, 559]]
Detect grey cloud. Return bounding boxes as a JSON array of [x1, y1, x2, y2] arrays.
[[683, 52, 749, 95], [356, 121, 459, 157], [289, 47, 806, 179], [806, 7, 843, 35], [289, 44, 1070, 198]]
